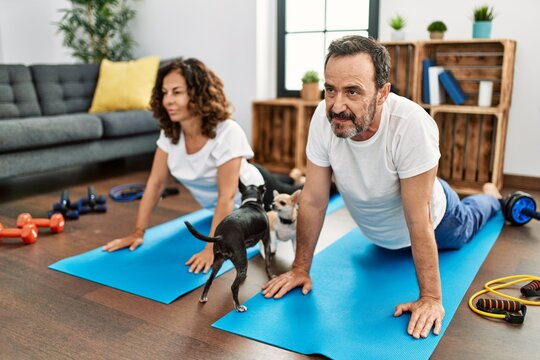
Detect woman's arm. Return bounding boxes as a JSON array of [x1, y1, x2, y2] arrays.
[[103, 148, 170, 251], [185, 157, 242, 273]]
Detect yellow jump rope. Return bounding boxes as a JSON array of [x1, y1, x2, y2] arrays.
[[468, 275, 540, 324]]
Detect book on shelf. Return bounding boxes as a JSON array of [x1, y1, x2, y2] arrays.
[[428, 66, 445, 105], [422, 58, 436, 104], [438, 70, 467, 105]]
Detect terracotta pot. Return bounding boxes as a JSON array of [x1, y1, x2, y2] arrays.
[[301, 82, 320, 101]]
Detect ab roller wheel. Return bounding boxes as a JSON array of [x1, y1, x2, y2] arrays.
[[502, 191, 540, 226]]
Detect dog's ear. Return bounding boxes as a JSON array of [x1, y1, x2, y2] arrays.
[[273, 189, 279, 198], [291, 189, 302, 203], [238, 180, 247, 193], [258, 184, 266, 196]]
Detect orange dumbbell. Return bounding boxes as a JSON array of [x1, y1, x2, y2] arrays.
[[0, 223, 39, 244], [17, 213, 65, 233]]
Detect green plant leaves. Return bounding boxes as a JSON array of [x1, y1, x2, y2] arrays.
[[473, 5, 495, 21], [56, 0, 137, 63], [427, 21, 447, 32], [302, 70, 320, 83], [388, 14, 406, 30]]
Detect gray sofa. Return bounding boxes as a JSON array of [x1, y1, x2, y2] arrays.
[[0, 63, 160, 181]]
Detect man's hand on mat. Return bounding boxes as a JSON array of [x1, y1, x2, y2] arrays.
[[261, 267, 312, 299], [394, 297, 445, 339], [186, 247, 213, 274], [103, 234, 143, 252]]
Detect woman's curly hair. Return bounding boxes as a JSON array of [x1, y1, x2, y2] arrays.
[[150, 58, 232, 144]]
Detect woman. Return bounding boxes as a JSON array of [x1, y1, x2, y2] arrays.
[[104, 58, 303, 274]]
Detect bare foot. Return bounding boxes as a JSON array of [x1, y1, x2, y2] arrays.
[[289, 168, 305, 185], [482, 182, 502, 199]]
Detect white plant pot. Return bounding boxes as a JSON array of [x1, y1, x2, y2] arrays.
[[391, 30, 405, 41]]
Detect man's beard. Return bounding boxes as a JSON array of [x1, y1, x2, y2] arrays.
[[327, 96, 377, 139]]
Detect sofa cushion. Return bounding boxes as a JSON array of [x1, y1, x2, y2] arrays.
[[0, 114, 103, 153], [0, 65, 42, 119], [89, 56, 160, 113], [30, 64, 99, 116], [98, 110, 159, 138]]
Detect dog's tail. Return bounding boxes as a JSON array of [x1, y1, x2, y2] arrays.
[[184, 221, 222, 243]]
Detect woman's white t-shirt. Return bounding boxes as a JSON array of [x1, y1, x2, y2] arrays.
[[306, 93, 446, 249], [156, 119, 264, 209]]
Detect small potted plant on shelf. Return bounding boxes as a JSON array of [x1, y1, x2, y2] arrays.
[[472, 5, 495, 38], [301, 70, 321, 101], [389, 14, 406, 41], [427, 20, 447, 40]]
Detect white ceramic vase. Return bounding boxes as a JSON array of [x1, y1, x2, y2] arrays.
[[391, 30, 405, 41]]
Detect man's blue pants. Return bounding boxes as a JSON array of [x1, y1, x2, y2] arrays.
[[435, 179, 501, 249]]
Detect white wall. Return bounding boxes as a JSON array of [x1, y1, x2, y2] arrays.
[[0, 0, 72, 63], [378, 0, 540, 177], [256, 0, 277, 100], [1, 0, 538, 177], [130, 0, 257, 137]]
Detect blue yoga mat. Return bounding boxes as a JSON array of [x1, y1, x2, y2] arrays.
[[49, 194, 344, 304], [213, 212, 505, 359]]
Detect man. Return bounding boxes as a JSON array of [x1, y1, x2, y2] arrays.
[[262, 36, 501, 339]]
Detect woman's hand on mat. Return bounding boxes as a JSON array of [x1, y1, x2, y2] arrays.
[[394, 296, 445, 339], [103, 233, 143, 252], [186, 246, 214, 274], [261, 267, 312, 299]]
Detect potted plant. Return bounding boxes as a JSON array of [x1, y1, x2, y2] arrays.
[[472, 5, 495, 39], [301, 70, 321, 101], [427, 20, 447, 40], [56, 0, 137, 63], [388, 14, 406, 41]]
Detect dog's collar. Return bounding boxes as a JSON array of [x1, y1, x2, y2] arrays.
[[278, 216, 295, 225], [241, 197, 259, 205]]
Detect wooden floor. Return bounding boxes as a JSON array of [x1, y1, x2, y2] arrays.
[[1, 155, 539, 360]]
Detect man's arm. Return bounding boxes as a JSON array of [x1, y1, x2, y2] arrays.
[[394, 166, 445, 339], [262, 160, 333, 298]]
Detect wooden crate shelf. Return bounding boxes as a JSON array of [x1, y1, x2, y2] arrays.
[[432, 110, 508, 191], [384, 42, 418, 100], [413, 39, 516, 192], [251, 98, 319, 173], [415, 39, 516, 109]]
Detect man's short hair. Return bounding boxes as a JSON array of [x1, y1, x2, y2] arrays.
[[325, 35, 390, 89]]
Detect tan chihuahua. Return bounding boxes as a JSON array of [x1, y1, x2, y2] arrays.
[[260, 189, 301, 258]]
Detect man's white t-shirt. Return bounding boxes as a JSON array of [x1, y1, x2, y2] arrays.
[[156, 119, 264, 209], [306, 93, 446, 249]]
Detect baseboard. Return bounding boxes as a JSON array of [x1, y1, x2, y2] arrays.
[[503, 174, 540, 191]]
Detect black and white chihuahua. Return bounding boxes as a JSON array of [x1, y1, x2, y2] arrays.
[[185, 182, 274, 312]]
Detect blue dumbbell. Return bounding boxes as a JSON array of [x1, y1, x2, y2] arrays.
[[49, 189, 79, 220], [77, 186, 107, 214]]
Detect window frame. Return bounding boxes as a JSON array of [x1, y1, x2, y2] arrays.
[[276, 0, 380, 98]]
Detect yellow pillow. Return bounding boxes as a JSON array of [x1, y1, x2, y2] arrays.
[[89, 55, 160, 113]]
